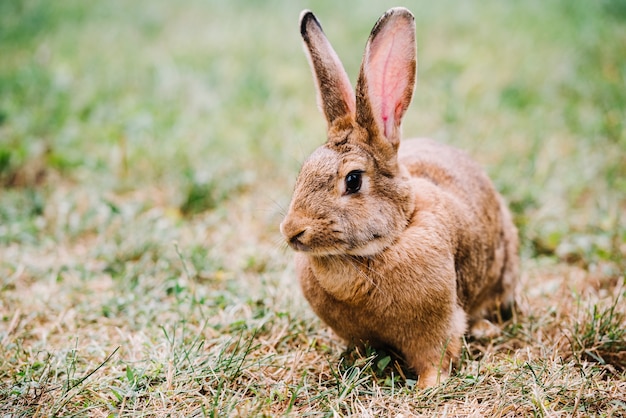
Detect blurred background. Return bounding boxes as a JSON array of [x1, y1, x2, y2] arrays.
[[1, 0, 625, 414], [1, 0, 624, 268]]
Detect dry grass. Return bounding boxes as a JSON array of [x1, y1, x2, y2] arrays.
[[1, 0, 625, 416], [2, 233, 625, 416]]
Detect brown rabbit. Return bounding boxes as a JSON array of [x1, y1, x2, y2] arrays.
[[280, 7, 519, 388]]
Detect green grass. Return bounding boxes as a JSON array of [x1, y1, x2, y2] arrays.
[[1, 0, 625, 416]]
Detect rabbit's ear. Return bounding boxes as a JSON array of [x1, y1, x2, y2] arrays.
[[300, 10, 356, 126], [356, 8, 416, 149]]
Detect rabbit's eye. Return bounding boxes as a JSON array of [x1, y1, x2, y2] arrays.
[[345, 171, 363, 194]]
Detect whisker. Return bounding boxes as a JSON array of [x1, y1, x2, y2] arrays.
[[268, 196, 288, 217], [270, 236, 290, 254]]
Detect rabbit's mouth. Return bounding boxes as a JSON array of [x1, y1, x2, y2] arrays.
[[284, 226, 393, 257], [284, 230, 342, 255], [281, 223, 349, 255], [287, 230, 312, 252], [281, 212, 398, 256]]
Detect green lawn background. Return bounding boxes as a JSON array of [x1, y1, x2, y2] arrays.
[[1, 0, 625, 416]]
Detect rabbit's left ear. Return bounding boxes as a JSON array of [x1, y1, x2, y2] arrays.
[[356, 8, 416, 148]]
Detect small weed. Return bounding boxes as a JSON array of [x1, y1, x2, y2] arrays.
[[569, 294, 626, 371], [180, 168, 251, 216]]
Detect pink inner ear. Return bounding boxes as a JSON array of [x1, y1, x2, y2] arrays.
[[366, 21, 414, 139], [380, 71, 408, 137]]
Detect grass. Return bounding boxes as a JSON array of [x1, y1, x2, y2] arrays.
[[1, 0, 625, 416]]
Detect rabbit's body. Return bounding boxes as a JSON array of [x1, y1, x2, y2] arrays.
[[398, 138, 518, 320], [281, 8, 519, 387]]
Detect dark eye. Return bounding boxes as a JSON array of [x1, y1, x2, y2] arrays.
[[345, 170, 363, 194]]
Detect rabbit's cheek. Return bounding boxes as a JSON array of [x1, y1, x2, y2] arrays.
[[344, 236, 393, 256]]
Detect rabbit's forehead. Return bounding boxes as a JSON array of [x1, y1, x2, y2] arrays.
[[303, 145, 369, 175], [303, 146, 339, 173]]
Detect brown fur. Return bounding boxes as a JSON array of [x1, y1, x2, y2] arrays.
[[281, 8, 519, 388]]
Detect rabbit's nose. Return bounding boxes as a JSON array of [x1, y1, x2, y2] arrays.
[[280, 218, 312, 252], [287, 229, 311, 252], [289, 229, 306, 246]]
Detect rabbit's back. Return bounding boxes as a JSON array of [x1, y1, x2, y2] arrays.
[[399, 138, 519, 320]]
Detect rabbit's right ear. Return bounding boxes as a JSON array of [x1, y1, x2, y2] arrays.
[[300, 10, 356, 127], [355, 8, 416, 150]]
